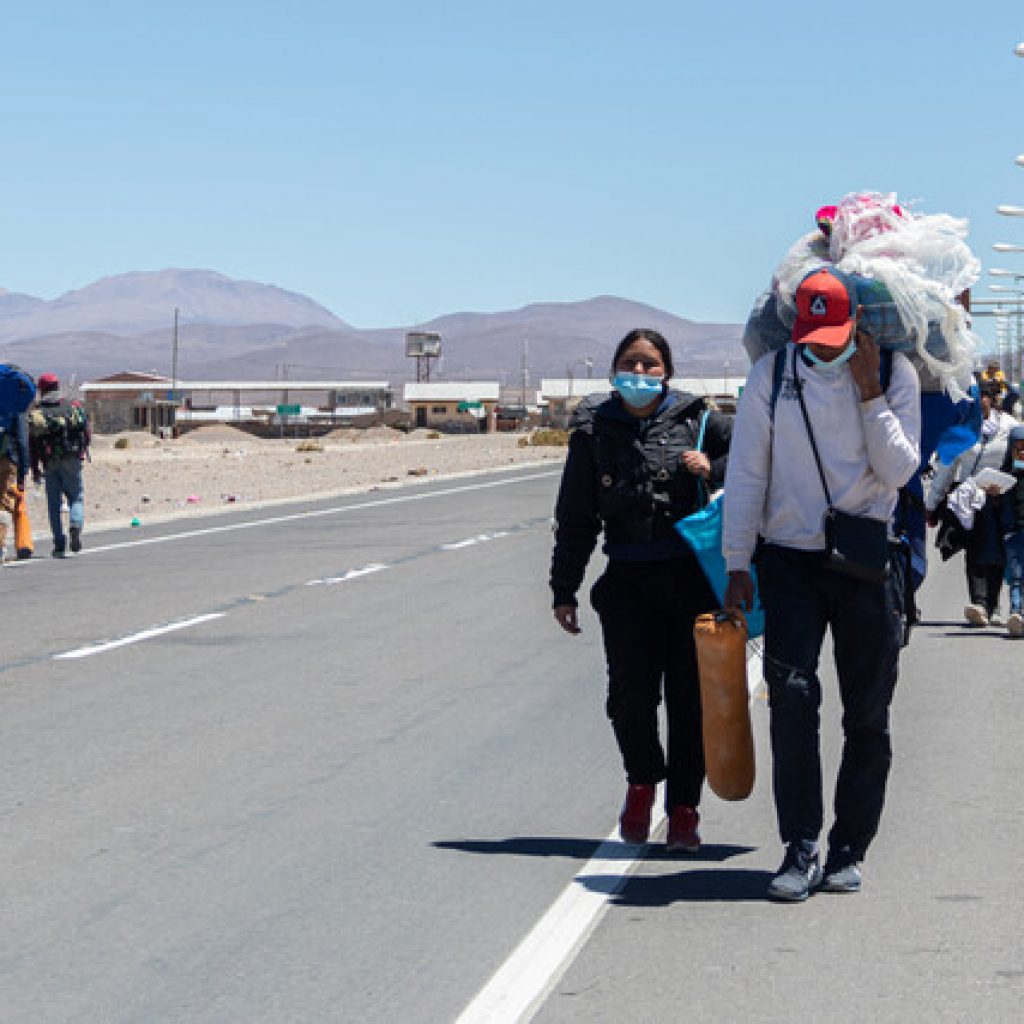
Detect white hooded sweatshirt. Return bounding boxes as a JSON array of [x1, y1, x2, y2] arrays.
[[723, 343, 921, 574]]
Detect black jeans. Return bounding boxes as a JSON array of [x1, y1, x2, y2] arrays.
[[590, 553, 717, 811], [759, 544, 901, 862]]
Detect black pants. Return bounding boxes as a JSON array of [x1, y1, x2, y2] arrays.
[[964, 504, 1005, 615], [759, 544, 901, 862], [590, 553, 717, 811]]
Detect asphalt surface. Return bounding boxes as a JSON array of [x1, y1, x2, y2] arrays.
[[2, 465, 1022, 1022]]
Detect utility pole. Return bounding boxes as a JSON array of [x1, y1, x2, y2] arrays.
[[171, 306, 179, 405], [521, 333, 529, 415]]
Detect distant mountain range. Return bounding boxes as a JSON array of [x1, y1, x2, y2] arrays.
[[0, 269, 745, 385]]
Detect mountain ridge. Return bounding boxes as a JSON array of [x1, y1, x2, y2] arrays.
[[0, 270, 745, 383]]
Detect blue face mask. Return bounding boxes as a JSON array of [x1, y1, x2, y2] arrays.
[[1014, 460, 1024, 472], [804, 337, 857, 372], [612, 372, 664, 408]]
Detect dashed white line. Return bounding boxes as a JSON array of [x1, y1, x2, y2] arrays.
[[53, 613, 227, 660], [442, 531, 511, 550], [307, 563, 390, 586]]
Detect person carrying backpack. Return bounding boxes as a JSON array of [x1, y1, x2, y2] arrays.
[[723, 268, 920, 902], [28, 373, 91, 557], [0, 364, 35, 565]]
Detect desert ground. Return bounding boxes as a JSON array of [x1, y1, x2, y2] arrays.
[[15, 425, 567, 541]]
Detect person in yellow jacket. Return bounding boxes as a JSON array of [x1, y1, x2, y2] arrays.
[[980, 359, 1007, 398]]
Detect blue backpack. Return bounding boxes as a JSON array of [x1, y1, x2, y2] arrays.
[[0, 364, 36, 419]]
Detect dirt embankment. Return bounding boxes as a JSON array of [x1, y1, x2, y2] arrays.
[[18, 427, 566, 535]]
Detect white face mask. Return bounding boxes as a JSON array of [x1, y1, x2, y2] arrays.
[[804, 337, 857, 373]]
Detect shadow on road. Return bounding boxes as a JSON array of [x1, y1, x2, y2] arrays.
[[432, 837, 755, 864], [580, 867, 774, 905]]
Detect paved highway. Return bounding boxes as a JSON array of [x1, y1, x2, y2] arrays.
[[1, 466, 1021, 1022]]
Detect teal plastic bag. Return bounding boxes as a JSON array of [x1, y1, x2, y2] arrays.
[[674, 494, 765, 639]]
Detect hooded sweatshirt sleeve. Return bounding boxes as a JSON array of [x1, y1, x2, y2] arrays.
[[859, 352, 920, 490], [722, 354, 774, 574]]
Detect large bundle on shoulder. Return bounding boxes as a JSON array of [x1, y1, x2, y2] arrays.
[[744, 191, 980, 400]]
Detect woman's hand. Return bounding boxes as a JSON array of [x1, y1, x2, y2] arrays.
[[681, 450, 711, 479], [554, 605, 581, 634]]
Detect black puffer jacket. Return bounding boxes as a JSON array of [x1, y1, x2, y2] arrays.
[[549, 390, 732, 606]]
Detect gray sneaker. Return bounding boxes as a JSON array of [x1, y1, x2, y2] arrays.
[[1007, 613, 1023, 637], [821, 860, 862, 893], [767, 843, 822, 903]]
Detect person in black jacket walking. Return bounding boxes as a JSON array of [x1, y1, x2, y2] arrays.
[[550, 328, 732, 852], [998, 424, 1024, 636]]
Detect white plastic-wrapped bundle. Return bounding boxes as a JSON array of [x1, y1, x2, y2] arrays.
[[745, 191, 981, 399], [772, 231, 830, 329]]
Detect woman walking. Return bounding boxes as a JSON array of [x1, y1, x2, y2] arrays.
[[926, 382, 1017, 626], [550, 329, 732, 851]]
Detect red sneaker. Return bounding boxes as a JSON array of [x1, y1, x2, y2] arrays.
[[666, 805, 700, 853], [619, 784, 656, 844]]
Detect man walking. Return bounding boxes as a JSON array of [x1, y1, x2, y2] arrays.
[[29, 373, 91, 557], [723, 268, 920, 901]]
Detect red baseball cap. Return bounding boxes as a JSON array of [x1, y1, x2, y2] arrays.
[[37, 372, 60, 392], [792, 268, 856, 348]]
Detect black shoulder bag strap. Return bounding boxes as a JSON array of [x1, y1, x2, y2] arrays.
[[791, 346, 834, 510]]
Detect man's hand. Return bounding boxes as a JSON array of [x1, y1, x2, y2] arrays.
[[554, 604, 581, 634], [681, 450, 711, 479], [849, 312, 883, 402], [724, 570, 755, 612]]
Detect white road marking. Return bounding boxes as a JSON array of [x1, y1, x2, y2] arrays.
[[456, 797, 668, 1024], [53, 613, 226, 661], [441, 531, 510, 550], [307, 563, 390, 586], [458, 654, 765, 1022], [69, 472, 559, 557]]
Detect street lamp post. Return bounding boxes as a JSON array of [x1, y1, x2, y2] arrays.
[[565, 357, 594, 428], [990, 285, 1024, 385]]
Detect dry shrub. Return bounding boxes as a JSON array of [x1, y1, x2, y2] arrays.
[[528, 429, 570, 447]]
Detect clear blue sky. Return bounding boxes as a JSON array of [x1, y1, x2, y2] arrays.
[[2, 1, 1023, 347]]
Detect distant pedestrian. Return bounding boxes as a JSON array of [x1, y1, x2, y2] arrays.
[[28, 373, 91, 557], [925, 381, 1017, 626], [980, 359, 1008, 401], [550, 329, 732, 852], [0, 408, 31, 566], [998, 425, 1024, 637], [724, 268, 920, 901]]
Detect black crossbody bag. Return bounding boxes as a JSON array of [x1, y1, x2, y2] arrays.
[[792, 348, 890, 584]]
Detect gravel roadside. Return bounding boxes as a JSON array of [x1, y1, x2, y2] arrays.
[[16, 426, 567, 538]]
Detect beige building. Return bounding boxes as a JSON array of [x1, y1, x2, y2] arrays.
[[403, 382, 500, 432]]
